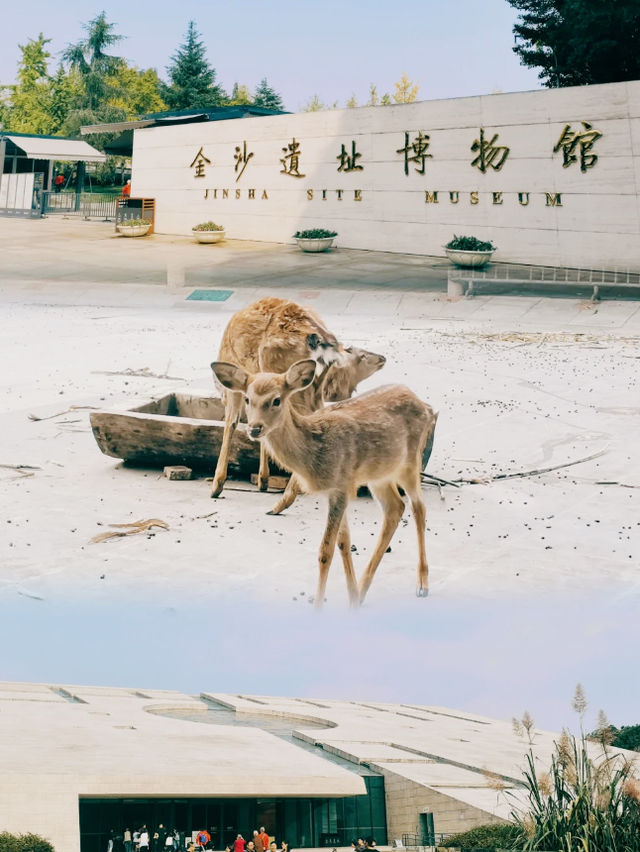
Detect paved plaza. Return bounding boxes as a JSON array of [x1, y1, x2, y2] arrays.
[[1, 218, 639, 608]]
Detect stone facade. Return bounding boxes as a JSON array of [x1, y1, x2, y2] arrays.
[[131, 80, 640, 270]]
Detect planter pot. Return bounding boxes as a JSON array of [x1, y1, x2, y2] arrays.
[[192, 229, 225, 244], [295, 236, 336, 253], [117, 223, 151, 238], [445, 248, 494, 268]]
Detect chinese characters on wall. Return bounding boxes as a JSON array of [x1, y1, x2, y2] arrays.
[[189, 121, 602, 207]]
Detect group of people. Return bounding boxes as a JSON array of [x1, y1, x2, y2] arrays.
[[231, 828, 288, 852], [108, 826, 289, 852]]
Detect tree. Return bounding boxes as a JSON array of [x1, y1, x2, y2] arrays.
[[229, 83, 253, 106], [8, 34, 55, 134], [507, 0, 640, 87], [253, 77, 284, 111], [302, 94, 327, 112], [393, 72, 419, 103], [163, 21, 227, 109], [108, 66, 167, 116], [62, 12, 124, 110], [346, 93, 358, 108], [380, 92, 392, 105], [366, 84, 379, 106]]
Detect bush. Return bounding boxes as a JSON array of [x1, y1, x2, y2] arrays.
[[118, 218, 151, 227], [439, 822, 521, 850], [293, 228, 338, 239], [193, 221, 224, 231], [0, 832, 55, 852], [445, 235, 495, 252]]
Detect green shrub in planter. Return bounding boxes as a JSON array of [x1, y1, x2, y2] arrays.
[[438, 822, 521, 849], [120, 218, 152, 227], [293, 228, 338, 239], [193, 221, 225, 231], [445, 235, 495, 252], [0, 832, 56, 852]]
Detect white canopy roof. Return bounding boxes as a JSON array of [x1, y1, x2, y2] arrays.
[[4, 135, 106, 162]]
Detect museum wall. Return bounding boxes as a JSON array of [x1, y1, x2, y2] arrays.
[[131, 80, 640, 270]]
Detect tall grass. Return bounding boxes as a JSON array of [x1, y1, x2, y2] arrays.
[[512, 732, 640, 851]]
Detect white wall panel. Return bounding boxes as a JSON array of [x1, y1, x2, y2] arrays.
[[132, 80, 640, 270]]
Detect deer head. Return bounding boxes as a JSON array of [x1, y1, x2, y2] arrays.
[[211, 359, 316, 440]]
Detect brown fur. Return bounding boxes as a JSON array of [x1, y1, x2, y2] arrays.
[[211, 359, 437, 608], [211, 298, 386, 504]]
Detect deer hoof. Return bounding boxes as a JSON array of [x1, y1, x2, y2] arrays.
[[416, 586, 429, 598]]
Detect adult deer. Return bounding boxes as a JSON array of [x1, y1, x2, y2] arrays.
[[211, 298, 385, 501], [211, 358, 437, 608]]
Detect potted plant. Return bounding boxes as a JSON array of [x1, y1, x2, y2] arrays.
[[444, 235, 496, 267], [192, 221, 226, 244], [117, 217, 152, 238], [293, 228, 337, 252]]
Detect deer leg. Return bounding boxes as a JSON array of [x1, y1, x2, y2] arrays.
[[211, 392, 243, 498], [358, 482, 405, 605], [337, 512, 359, 609], [315, 491, 348, 611], [257, 444, 270, 491], [403, 475, 429, 597], [267, 474, 302, 515]]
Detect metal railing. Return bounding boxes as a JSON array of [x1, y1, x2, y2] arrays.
[[42, 191, 118, 220]]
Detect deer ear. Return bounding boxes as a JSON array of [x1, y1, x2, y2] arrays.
[[211, 361, 250, 391], [285, 359, 316, 392]]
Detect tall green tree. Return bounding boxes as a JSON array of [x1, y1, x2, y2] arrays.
[[9, 33, 55, 134], [507, 0, 640, 86], [163, 21, 227, 109], [253, 77, 284, 110], [62, 12, 124, 109], [229, 82, 253, 105]]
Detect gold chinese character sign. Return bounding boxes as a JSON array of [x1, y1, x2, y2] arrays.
[[234, 141, 255, 181], [397, 131, 432, 175], [280, 138, 305, 178], [553, 122, 602, 172], [190, 147, 211, 178], [337, 141, 363, 173], [471, 129, 510, 172]]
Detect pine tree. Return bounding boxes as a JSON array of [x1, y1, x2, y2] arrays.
[[163, 21, 227, 109], [507, 0, 640, 86], [62, 12, 124, 110], [253, 77, 284, 111]]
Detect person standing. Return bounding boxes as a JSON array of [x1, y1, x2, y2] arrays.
[[257, 829, 269, 852], [139, 827, 150, 852], [124, 829, 132, 852], [54, 173, 65, 193], [233, 835, 245, 852]]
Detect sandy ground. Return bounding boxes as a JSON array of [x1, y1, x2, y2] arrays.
[[1, 290, 639, 611], [0, 219, 638, 612]]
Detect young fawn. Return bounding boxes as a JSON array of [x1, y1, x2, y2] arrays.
[[211, 359, 437, 608], [211, 298, 385, 504]]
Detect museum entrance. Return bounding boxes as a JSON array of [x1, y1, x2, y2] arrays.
[[79, 779, 386, 852]]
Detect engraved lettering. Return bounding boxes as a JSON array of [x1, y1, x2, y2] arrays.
[[449, 191, 459, 204], [222, 189, 229, 199], [235, 188, 241, 199], [545, 192, 562, 207], [336, 189, 343, 200], [248, 189, 256, 199], [518, 192, 530, 206], [492, 191, 503, 205], [470, 191, 479, 205], [425, 191, 439, 203], [354, 189, 362, 201], [261, 190, 268, 200], [307, 189, 314, 201]]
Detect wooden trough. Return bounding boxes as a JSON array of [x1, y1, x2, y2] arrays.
[[90, 391, 260, 474]]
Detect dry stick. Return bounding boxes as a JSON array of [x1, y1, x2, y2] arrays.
[[28, 405, 99, 422], [454, 447, 608, 485], [0, 463, 41, 470], [421, 472, 461, 488], [91, 367, 186, 381]]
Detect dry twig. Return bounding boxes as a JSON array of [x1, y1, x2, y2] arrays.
[[90, 518, 169, 544], [28, 405, 98, 422]]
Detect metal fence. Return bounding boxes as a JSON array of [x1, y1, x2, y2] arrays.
[[42, 191, 118, 220]]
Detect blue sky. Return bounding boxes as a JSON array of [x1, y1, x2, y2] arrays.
[[1, 591, 636, 734], [0, 0, 542, 110]]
